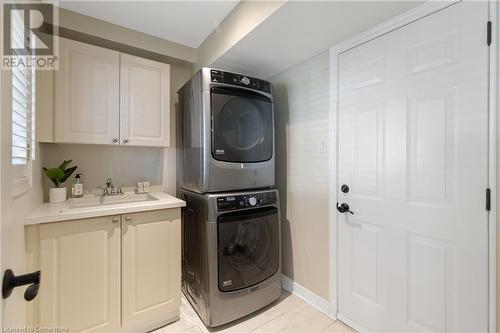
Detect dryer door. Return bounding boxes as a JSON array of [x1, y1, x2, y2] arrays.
[[211, 87, 273, 163], [217, 207, 279, 292]]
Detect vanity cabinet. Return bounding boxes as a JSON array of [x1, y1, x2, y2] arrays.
[[121, 209, 181, 331], [38, 215, 121, 333], [54, 38, 171, 147], [35, 209, 181, 333]]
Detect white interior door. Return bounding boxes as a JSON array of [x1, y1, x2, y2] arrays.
[[337, 2, 490, 332]]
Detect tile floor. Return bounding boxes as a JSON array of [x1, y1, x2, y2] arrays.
[[154, 291, 356, 333]]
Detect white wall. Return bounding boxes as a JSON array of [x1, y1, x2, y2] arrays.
[[40, 144, 163, 198], [271, 51, 330, 300], [58, 7, 196, 65]]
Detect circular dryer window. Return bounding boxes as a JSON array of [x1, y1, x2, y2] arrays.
[[220, 98, 265, 151], [211, 87, 273, 163]]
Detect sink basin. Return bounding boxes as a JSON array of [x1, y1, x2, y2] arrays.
[[66, 193, 158, 210]]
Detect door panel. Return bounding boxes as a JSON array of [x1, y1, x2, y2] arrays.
[[55, 38, 120, 144], [351, 221, 382, 305], [408, 235, 449, 332], [352, 104, 384, 197], [337, 2, 489, 332], [121, 209, 181, 332], [408, 92, 454, 203], [38, 216, 121, 333], [120, 54, 170, 147]]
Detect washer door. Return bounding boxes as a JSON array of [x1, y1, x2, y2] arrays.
[[217, 207, 279, 292], [211, 87, 273, 163]]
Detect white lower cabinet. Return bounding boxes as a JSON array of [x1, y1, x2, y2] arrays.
[[121, 210, 181, 332], [36, 209, 181, 333], [38, 216, 121, 333]]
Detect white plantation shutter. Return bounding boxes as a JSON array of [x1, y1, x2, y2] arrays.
[[11, 9, 35, 196]]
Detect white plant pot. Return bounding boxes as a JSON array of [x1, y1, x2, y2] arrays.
[[49, 187, 66, 203]]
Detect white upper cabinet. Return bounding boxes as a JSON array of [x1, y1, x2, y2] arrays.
[[120, 54, 171, 147], [54, 38, 171, 147], [55, 38, 120, 145]]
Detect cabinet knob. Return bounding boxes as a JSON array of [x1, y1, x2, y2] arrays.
[[125, 216, 132, 221], [112, 217, 119, 223], [123, 139, 128, 144], [112, 138, 118, 143]]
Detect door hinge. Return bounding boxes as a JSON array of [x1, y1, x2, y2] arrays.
[[486, 188, 491, 211], [487, 21, 492, 46]]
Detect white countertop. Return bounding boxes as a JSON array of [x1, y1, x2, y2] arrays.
[[25, 192, 186, 225]]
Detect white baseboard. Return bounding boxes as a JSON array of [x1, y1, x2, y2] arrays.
[[281, 275, 334, 319]]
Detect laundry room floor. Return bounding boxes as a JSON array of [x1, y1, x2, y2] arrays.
[[154, 291, 356, 333]]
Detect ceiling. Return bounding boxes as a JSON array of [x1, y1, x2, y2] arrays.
[[57, 1, 239, 48], [213, 1, 422, 78], [56, 1, 424, 79]]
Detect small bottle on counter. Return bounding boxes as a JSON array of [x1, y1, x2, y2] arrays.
[[72, 174, 84, 198]]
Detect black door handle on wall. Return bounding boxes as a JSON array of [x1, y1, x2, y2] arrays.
[[2, 269, 41, 301], [337, 202, 354, 214]]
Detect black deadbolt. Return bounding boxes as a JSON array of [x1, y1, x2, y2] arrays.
[[341, 184, 349, 193]]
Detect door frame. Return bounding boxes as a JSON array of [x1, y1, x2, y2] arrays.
[[328, 1, 498, 332]]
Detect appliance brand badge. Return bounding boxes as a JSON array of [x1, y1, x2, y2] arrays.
[[216, 149, 225, 154], [222, 280, 232, 287]]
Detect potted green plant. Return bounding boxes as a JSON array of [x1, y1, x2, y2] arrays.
[[43, 160, 77, 203]]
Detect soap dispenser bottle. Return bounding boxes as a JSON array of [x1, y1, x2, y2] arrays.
[[72, 174, 84, 198]]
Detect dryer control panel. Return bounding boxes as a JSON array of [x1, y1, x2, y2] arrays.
[[210, 69, 271, 94], [217, 192, 277, 211]]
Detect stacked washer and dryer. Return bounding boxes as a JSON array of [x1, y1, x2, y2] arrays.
[[177, 68, 281, 327]]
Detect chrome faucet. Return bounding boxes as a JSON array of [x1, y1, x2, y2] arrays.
[[105, 178, 114, 194], [100, 178, 123, 197]]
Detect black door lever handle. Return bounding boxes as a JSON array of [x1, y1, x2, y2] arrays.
[[337, 202, 354, 214], [2, 269, 41, 301]]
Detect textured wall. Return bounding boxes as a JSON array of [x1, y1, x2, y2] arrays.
[[271, 51, 330, 300], [40, 144, 163, 199]]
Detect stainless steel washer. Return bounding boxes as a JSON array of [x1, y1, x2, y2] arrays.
[[179, 188, 281, 327]]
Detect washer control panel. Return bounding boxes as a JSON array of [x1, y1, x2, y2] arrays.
[[210, 69, 271, 93], [217, 191, 277, 211]]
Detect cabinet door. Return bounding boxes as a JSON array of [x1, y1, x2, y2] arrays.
[[38, 216, 121, 333], [55, 38, 120, 144], [122, 209, 181, 332], [120, 54, 171, 147]]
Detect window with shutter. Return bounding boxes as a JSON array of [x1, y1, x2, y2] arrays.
[[11, 9, 35, 197]]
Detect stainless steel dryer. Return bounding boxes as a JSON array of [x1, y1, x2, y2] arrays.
[[179, 188, 281, 327], [177, 68, 275, 193]]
